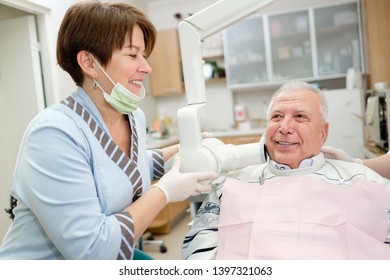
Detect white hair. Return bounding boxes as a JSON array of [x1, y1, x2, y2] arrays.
[[267, 81, 328, 122]]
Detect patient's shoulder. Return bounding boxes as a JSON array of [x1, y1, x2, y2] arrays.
[[326, 159, 390, 185]]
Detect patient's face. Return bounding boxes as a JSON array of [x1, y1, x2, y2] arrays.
[[266, 89, 328, 169]]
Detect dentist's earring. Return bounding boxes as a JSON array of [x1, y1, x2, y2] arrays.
[[92, 75, 98, 88], [93, 79, 98, 88]]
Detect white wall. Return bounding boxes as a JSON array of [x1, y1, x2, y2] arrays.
[[147, 0, 215, 30]]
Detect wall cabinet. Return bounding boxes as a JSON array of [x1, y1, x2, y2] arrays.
[[224, 1, 363, 90], [363, 0, 390, 89], [148, 29, 184, 96]]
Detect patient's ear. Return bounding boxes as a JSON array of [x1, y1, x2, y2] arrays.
[[321, 122, 329, 145], [77, 50, 96, 78]]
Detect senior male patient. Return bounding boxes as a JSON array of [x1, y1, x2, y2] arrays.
[[182, 81, 390, 260]]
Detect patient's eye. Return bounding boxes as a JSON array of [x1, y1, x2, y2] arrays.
[[270, 112, 283, 121], [295, 113, 309, 122]]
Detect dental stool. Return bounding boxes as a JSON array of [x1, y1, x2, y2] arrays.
[[138, 232, 167, 253], [133, 248, 154, 260]]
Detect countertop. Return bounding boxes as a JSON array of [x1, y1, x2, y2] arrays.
[[361, 143, 388, 158], [147, 127, 265, 149]]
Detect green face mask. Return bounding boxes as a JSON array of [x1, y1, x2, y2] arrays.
[[92, 56, 145, 114]]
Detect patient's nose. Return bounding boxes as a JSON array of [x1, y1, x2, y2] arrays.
[[278, 117, 295, 134]]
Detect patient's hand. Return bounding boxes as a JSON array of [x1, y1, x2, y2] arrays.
[[321, 146, 362, 164]]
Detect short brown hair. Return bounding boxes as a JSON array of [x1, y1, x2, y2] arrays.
[[57, 1, 156, 86]]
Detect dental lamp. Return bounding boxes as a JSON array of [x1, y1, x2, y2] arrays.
[[177, 0, 274, 174]]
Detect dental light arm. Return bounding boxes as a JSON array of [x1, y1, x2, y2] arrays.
[[177, 0, 274, 173]]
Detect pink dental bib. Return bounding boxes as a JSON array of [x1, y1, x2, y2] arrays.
[[216, 176, 390, 259]]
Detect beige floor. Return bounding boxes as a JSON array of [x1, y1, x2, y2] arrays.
[[141, 212, 192, 260]]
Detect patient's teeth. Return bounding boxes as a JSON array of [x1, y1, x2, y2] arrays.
[[278, 142, 291, 146]]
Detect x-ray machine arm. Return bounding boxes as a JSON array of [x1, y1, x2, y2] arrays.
[[177, 0, 273, 173]]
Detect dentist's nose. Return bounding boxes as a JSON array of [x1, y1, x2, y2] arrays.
[[139, 57, 152, 74]]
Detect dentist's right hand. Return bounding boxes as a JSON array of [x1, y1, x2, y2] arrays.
[[153, 157, 218, 204]]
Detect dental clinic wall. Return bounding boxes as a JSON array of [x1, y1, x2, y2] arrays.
[[13, 0, 357, 132], [144, 0, 234, 132], [144, 0, 359, 132], [12, 0, 357, 130]]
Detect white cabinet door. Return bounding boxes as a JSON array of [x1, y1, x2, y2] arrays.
[[224, 16, 268, 87], [324, 88, 365, 159], [268, 9, 313, 81], [0, 16, 45, 238], [314, 2, 361, 77]]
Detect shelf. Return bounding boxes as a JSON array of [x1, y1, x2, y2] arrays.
[[228, 60, 266, 67], [270, 31, 310, 41], [316, 23, 359, 34], [272, 54, 311, 63], [227, 74, 348, 92], [205, 77, 226, 84], [202, 54, 224, 61]]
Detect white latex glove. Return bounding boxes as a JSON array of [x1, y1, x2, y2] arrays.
[[321, 146, 362, 164], [201, 131, 214, 138], [154, 157, 218, 203]]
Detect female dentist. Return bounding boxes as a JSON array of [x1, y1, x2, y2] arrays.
[[0, 1, 217, 260]]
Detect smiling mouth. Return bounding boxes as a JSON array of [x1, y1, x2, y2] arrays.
[[130, 80, 143, 86], [276, 141, 296, 147]]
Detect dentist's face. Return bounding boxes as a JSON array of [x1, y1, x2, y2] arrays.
[[266, 89, 328, 169], [97, 25, 152, 96]]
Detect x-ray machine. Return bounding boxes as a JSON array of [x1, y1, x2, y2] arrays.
[[176, 0, 274, 174]]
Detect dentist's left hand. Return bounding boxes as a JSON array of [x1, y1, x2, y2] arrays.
[[321, 146, 362, 164], [154, 157, 218, 203]]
